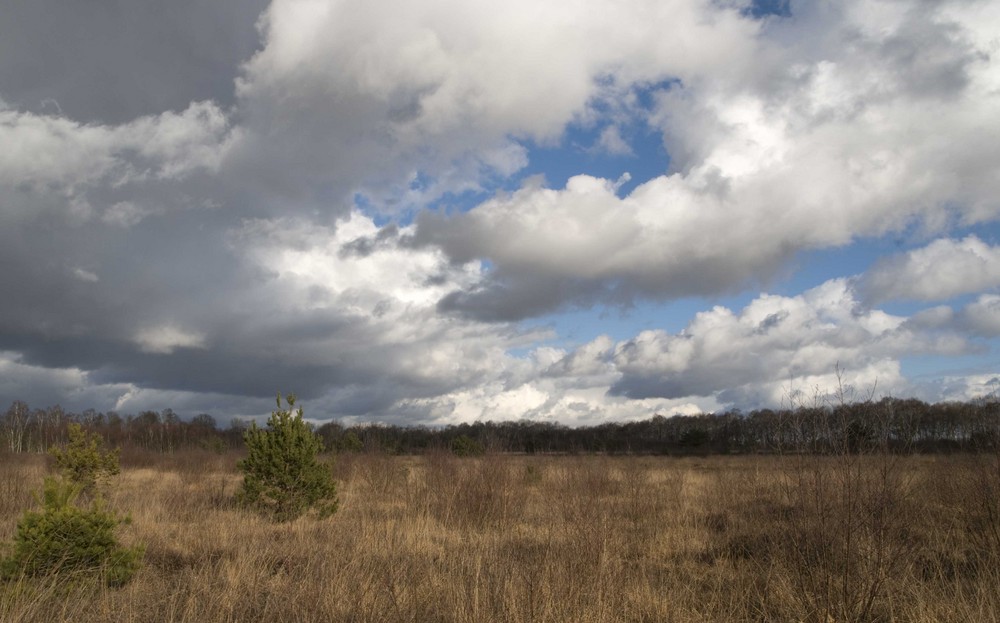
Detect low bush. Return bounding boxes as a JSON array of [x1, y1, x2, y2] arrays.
[[1, 477, 143, 586]]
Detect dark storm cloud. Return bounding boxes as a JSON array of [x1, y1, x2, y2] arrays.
[[436, 277, 605, 323], [0, 207, 243, 341], [0, 0, 269, 123]]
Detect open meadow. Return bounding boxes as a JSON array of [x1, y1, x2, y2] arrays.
[[1, 449, 999, 622]]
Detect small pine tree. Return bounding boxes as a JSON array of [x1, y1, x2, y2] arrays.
[[338, 431, 364, 453], [1, 477, 143, 586], [451, 434, 485, 457], [49, 423, 120, 493], [237, 394, 338, 521]]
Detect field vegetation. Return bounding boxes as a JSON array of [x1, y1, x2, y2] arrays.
[[1, 445, 998, 622]]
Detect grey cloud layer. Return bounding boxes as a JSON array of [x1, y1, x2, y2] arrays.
[[0, 0, 268, 123]]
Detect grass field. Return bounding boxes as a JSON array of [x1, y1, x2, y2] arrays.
[[1, 449, 998, 622]]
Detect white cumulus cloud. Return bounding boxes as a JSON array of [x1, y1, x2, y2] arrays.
[[860, 236, 1000, 303], [596, 279, 969, 404]]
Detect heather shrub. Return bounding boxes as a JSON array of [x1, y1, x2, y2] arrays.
[[237, 394, 338, 521], [1, 477, 142, 586]]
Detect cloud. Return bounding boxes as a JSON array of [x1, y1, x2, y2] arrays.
[[91, 211, 546, 416], [71, 268, 99, 283], [1, 0, 999, 423], [392, 380, 710, 426], [958, 294, 1000, 337], [0, 351, 132, 413], [227, 0, 762, 214], [908, 373, 1000, 404], [102, 202, 153, 228], [133, 326, 207, 355], [0, 0, 268, 123], [416, 0, 1000, 320], [0, 207, 520, 409], [418, 173, 795, 320], [600, 279, 969, 403], [595, 126, 634, 156], [859, 236, 1000, 303], [0, 102, 238, 229]]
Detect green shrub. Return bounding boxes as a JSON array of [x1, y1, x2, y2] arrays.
[[198, 436, 227, 454], [49, 424, 120, 493], [237, 394, 338, 521], [337, 431, 364, 453], [451, 435, 485, 457], [1, 477, 143, 586]]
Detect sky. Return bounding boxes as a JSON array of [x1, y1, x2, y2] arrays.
[[2, 0, 1000, 425]]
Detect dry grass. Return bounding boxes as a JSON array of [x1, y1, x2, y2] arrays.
[[1, 449, 998, 622]]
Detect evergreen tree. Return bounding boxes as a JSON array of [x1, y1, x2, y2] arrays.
[[49, 423, 120, 493], [2, 479, 141, 586], [237, 394, 338, 521]]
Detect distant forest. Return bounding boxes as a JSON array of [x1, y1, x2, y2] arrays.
[[2, 396, 998, 456]]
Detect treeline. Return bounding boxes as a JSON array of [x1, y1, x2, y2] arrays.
[[0, 402, 242, 454], [1, 396, 998, 456]]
